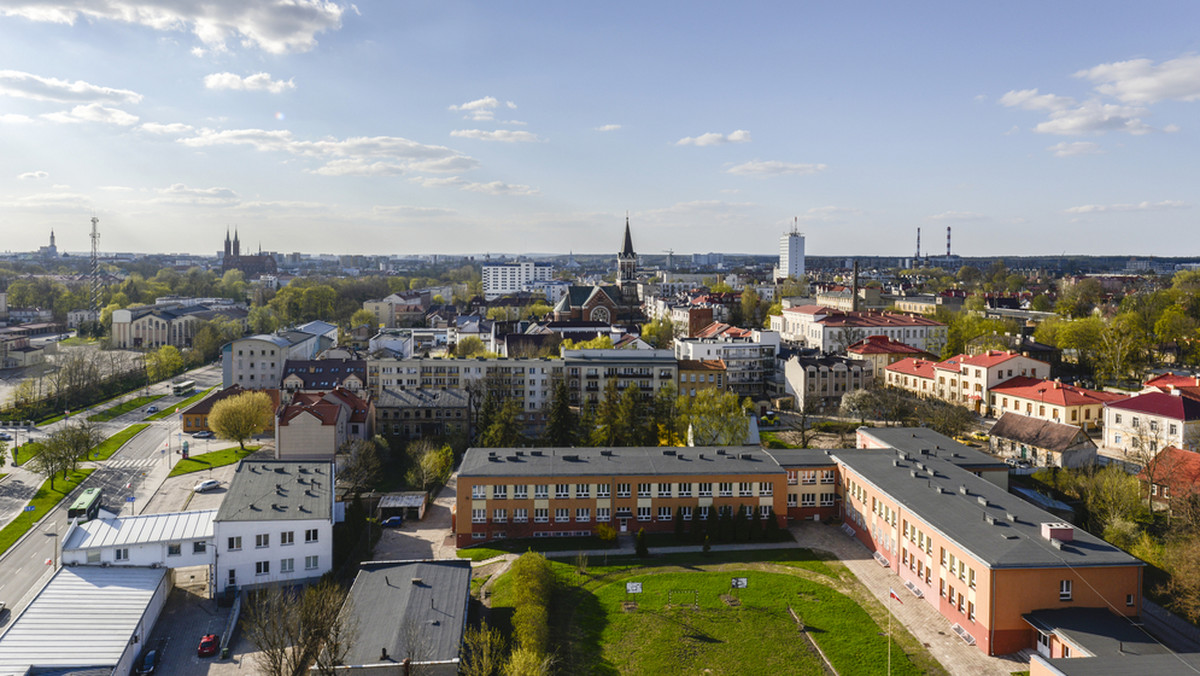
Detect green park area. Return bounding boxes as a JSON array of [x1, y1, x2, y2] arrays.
[[86, 394, 165, 422], [0, 469, 94, 555], [168, 445, 258, 477], [147, 386, 216, 421], [484, 550, 941, 676]]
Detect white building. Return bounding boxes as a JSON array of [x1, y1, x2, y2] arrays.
[[675, 329, 781, 399], [222, 321, 338, 389], [482, 261, 555, 300], [214, 460, 336, 593], [776, 228, 805, 281], [773, 305, 948, 355], [62, 509, 216, 570]]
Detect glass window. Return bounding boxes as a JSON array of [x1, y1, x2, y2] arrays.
[[472, 485, 486, 499], [596, 483, 610, 498], [555, 508, 569, 522], [576, 484, 590, 498], [576, 508, 590, 522], [596, 507, 610, 521], [637, 507, 651, 521], [493, 509, 507, 523], [617, 483, 631, 498], [658, 482, 672, 496], [228, 537, 242, 551], [280, 558, 294, 574], [534, 508, 549, 523], [167, 543, 181, 556], [305, 529, 319, 543], [698, 483, 713, 497], [305, 555, 319, 570], [514, 508, 528, 523], [280, 531, 294, 546], [494, 485, 508, 500], [256, 561, 270, 575], [472, 509, 486, 523], [255, 533, 269, 548], [658, 506, 672, 520], [638, 483, 652, 497], [1060, 579, 1072, 601], [514, 485, 528, 500], [535, 484, 549, 499]]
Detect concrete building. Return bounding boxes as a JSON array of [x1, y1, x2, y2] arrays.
[[675, 327, 780, 399], [62, 509, 216, 570], [482, 261, 554, 300], [847, 335, 933, 385], [110, 300, 248, 350], [275, 389, 373, 460], [456, 446, 788, 547], [223, 321, 338, 389], [282, 358, 368, 393], [782, 354, 872, 412], [677, 359, 727, 398], [561, 348, 678, 407], [214, 460, 336, 593], [1104, 389, 1200, 457], [376, 387, 471, 442], [885, 351, 1051, 415], [776, 227, 805, 281], [988, 377, 1122, 431], [773, 305, 948, 355], [182, 385, 280, 436]]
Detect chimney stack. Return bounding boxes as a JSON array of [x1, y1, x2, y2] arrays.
[[947, 226, 952, 257]]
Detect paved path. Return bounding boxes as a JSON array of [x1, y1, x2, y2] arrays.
[[371, 474, 458, 561]]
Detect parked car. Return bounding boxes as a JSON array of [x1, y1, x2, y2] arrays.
[[381, 516, 405, 528], [146, 405, 159, 413], [191, 430, 214, 439], [194, 479, 220, 493], [0, 432, 11, 441], [137, 649, 159, 674], [197, 634, 219, 658]]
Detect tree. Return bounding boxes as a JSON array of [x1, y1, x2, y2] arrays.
[[349, 308, 378, 330], [480, 399, 523, 448], [462, 621, 508, 676], [840, 389, 874, 425], [590, 380, 625, 446], [245, 581, 357, 676], [145, 345, 185, 382], [248, 305, 280, 334], [243, 585, 303, 676], [560, 335, 615, 350], [503, 648, 555, 676], [683, 389, 749, 446], [455, 336, 488, 358], [209, 390, 274, 450], [635, 528, 649, 557], [306, 581, 359, 676], [1097, 313, 1147, 384], [641, 317, 676, 349], [740, 288, 761, 328], [510, 552, 552, 654], [339, 437, 384, 495], [405, 441, 454, 491], [541, 379, 576, 447]]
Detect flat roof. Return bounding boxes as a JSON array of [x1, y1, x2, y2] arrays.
[[341, 560, 471, 667], [0, 566, 167, 674], [63, 509, 215, 551], [762, 448, 842, 468], [1024, 607, 1168, 658], [857, 427, 1008, 470], [459, 447, 785, 479], [216, 461, 333, 522], [835, 448, 1139, 569], [1034, 652, 1200, 675]]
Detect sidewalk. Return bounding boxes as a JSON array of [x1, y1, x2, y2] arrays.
[[791, 522, 1029, 676]]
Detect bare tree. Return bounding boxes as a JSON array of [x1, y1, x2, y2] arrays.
[[308, 582, 359, 676], [243, 585, 303, 676]]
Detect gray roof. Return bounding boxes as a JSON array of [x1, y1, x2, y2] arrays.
[[1024, 607, 1168, 658], [341, 560, 471, 667], [1034, 652, 1200, 675], [63, 509, 215, 551], [762, 448, 842, 468], [379, 492, 427, 509], [215, 461, 333, 522], [459, 446, 785, 479], [857, 427, 1009, 470], [990, 413, 1094, 453], [377, 388, 470, 409], [282, 359, 366, 390], [0, 566, 167, 674], [834, 448, 1140, 569]]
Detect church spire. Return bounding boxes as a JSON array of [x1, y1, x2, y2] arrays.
[[620, 214, 635, 258]]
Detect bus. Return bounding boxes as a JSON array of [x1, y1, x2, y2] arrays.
[[68, 487, 102, 522], [171, 380, 196, 396]]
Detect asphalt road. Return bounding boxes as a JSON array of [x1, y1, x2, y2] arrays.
[[0, 363, 223, 622]]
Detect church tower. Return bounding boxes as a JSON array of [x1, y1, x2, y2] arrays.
[[616, 215, 638, 301], [224, 228, 232, 258], [233, 228, 241, 257]]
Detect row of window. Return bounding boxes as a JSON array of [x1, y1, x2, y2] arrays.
[[787, 493, 836, 508], [471, 481, 775, 500], [228, 529, 319, 552], [786, 469, 836, 485], [940, 548, 977, 590], [471, 504, 773, 524], [940, 578, 977, 622], [255, 556, 320, 575]]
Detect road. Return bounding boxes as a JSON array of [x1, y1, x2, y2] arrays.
[[0, 363, 223, 623]]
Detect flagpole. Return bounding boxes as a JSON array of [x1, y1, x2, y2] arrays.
[[888, 607, 892, 676]]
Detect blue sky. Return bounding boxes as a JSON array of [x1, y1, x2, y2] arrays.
[[1, 2, 1199, 258]]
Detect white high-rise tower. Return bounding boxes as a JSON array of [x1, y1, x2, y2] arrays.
[[777, 220, 805, 281]]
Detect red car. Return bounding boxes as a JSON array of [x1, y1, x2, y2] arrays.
[[197, 634, 219, 658]]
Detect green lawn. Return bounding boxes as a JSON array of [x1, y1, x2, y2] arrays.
[[0, 469, 94, 555], [13, 441, 45, 466], [458, 546, 509, 561], [87, 395, 164, 422], [146, 386, 216, 421], [167, 445, 258, 477], [488, 556, 926, 676], [90, 424, 150, 461]]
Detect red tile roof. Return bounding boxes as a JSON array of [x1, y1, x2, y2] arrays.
[[678, 359, 727, 371], [1145, 373, 1200, 390], [816, 311, 944, 328], [695, 322, 753, 339], [847, 335, 927, 355], [959, 350, 1022, 368], [1108, 390, 1200, 421], [990, 377, 1126, 407], [1139, 446, 1200, 498], [933, 355, 964, 373], [885, 357, 938, 379]]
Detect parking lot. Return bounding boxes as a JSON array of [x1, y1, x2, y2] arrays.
[[141, 463, 240, 515], [141, 587, 261, 676]]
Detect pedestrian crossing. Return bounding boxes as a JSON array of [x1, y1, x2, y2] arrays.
[[105, 457, 158, 469]]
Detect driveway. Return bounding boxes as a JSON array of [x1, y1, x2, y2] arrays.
[[142, 587, 262, 676], [142, 464, 241, 515], [372, 474, 458, 560]]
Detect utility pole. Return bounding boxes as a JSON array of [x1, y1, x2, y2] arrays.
[[89, 217, 101, 317]]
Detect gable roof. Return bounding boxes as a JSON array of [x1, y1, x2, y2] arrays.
[[989, 413, 1096, 453], [959, 350, 1026, 368], [183, 385, 280, 417], [884, 357, 938, 379], [990, 377, 1126, 407], [282, 359, 366, 390], [1138, 446, 1200, 497], [1144, 373, 1200, 390], [1106, 390, 1200, 421], [847, 335, 928, 356]]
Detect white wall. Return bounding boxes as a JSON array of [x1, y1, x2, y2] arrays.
[[214, 518, 333, 592], [62, 538, 214, 568]]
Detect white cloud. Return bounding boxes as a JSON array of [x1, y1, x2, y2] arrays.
[[595, 124, 621, 132], [140, 122, 194, 135], [0, 113, 33, 123], [931, 211, 987, 222], [676, 129, 752, 146], [1064, 200, 1187, 214], [0, 1, 344, 54], [450, 129, 540, 143], [1034, 100, 1151, 136], [799, 206, 862, 221], [725, 160, 826, 177], [98, 185, 134, 192], [147, 183, 239, 206], [42, 103, 139, 125], [448, 96, 516, 121], [998, 88, 1074, 111], [17, 170, 48, 180], [1047, 141, 1103, 157], [204, 72, 295, 93], [410, 175, 538, 195], [0, 192, 91, 209], [1078, 54, 1200, 104], [0, 69, 141, 104], [371, 205, 457, 219], [179, 127, 476, 175]]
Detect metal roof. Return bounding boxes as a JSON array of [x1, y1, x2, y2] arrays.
[[0, 566, 167, 675], [459, 446, 785, 479], [378, 493, 428, 509], [340, 560, 471, 668], [63, 510, 215, 551]]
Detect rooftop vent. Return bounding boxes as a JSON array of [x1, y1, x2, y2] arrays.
[[976, 496, 988, 507], [959, 485, 969, 495], [506, 455, 518, 461], [531, 451, 544, 457], [600, 450, 613, 457], [740, 453, 753, 460], [893, 459, 901, 467], [563, 454, 579, 462], [1041, 522, 1074, 543], [1006, 513, 1017, 523], [984, 514, 996, 525], [1049, 538, 1064, 550], [411, 578, 424, 585], [717, 450, 726, 455], [516, 451, 525, 457], [910, 470, 919, 478], [663, 450, 676, 456]]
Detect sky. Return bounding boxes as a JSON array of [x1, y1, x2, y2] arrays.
[[1, 2, 1200, 259]]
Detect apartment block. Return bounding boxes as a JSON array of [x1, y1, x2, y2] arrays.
[[562, 349, 678, 406]]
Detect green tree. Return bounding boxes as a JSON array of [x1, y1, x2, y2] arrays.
[[350, 308, 378, 329], [462, 621, 508, 676], [145, 345, 185, 382], [1155, 305, 1197, 361], [481, 398, 524, 448], [740, 288, 761, 328], [405, 440, 454, 490], [590, 380, 625, 446], [455, 336, 488, 358], [635, 528, 649, 557], [560, 335, 615, 350], [209, 390, 274, 450], [541, 379, 576, 446], [682, 389, 749, 446], [641, 316, 676, 349], [248, 305, 280, 334], [339, 437, 385, 495], [1097, 313, 1148, 384]]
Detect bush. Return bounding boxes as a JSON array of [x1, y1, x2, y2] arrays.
[[510, 552, 553, 654], [635, 528, 649, 558]]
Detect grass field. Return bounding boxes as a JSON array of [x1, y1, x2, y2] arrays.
[[13, 441, 45, 466], [0, 469, 94, 555], [90, 424, 150, 461], [146, 386, 216, 421], [487, 553, 932, 676], [167, 445, 257, 477], [87, 395, 164, 422]]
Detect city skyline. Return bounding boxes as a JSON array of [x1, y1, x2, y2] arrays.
[[2, 2, 1199, 257]]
